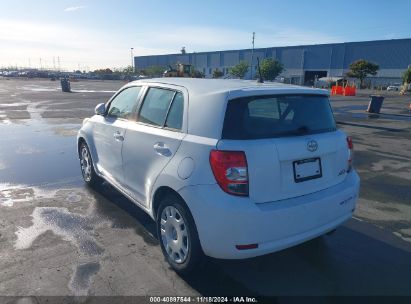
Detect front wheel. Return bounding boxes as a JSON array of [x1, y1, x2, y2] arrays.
[[156, 194, 203, 274], [79, 142, 101, 187]]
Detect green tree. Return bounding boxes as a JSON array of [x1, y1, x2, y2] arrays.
[[93, 68, 113, 75], [144, 65, 166, 77], [401, 66, 411, 93], [212, 68, 224, 79], [259, 58, 284, 81], [122, 65, 135, 75], [403, 66, 411, 84], [346, 59, 379, 88], [191, 68, 204, 78], [229, 60, 249, 79]]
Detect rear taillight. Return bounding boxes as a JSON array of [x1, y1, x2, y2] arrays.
[[236, 243, 258, 250], [209, 150, 248, 196], [347, 136, 354, 172]]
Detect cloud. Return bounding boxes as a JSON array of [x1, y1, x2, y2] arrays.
[[0, 18, 124, 69], [0, 18, 341, 70], [64, 6, 86, 12]]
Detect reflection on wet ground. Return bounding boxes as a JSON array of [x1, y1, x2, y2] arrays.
[[0, 119, 81, 187]]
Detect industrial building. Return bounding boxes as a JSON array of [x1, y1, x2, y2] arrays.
[[134, 38, 411, 87]]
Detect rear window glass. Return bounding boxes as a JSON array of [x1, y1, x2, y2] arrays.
[[222, 94, 336, 139], [165, 92, 184, 130], [139, 88, 175, 126]]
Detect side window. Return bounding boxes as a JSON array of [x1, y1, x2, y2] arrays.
[[165, 92, 184, 130], [139, 88, 175, 126], [107, 86, 141, 119]]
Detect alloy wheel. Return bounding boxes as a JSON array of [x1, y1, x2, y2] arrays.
[[160, 206, 190, 264], [80, 146, 92, 182]]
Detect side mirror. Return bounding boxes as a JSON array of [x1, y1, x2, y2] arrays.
[[95, 103, 106, 116]]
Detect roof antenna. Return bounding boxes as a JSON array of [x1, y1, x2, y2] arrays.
[[257, 57, 264, 83]]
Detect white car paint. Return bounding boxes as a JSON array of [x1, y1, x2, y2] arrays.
[[387, 85, 400, 91], [78, 78, 360, 259]]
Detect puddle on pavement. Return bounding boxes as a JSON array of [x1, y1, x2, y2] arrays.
[[69, 262, 101, 296], [0, 119, 82, 186]]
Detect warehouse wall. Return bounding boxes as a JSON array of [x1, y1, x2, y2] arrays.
[[134, 39, 411, 85]]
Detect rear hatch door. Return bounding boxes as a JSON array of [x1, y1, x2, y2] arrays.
[[218, 93, 349, 203]]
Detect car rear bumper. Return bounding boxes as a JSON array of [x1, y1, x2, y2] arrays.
[[178, 171, 360, 259]]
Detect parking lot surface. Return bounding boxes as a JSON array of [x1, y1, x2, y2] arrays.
[[1, 78, 411, 298]]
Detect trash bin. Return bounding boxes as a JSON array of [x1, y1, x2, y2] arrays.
[[60, 78, 71, 92], [366, 95, 384, 114]]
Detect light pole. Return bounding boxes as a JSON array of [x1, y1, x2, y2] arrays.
[[130, 48, 134, 73], [250, 32, 255, 79]]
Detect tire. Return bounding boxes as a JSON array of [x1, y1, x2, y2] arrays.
[[79, 142, 102, 187], [156, 193, 203, 274]]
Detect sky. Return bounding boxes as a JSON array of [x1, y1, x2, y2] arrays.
[[0, 0, 410, 71]]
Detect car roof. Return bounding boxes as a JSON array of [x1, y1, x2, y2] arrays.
[[126, 78, 330, 139], [130, 78, 329, 97]]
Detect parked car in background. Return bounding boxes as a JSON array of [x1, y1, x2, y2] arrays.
[[387, 84, 402, 91], [77, 78, 360, 273]]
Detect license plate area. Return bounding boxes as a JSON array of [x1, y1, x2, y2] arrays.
[[293, 157, 322, 183]]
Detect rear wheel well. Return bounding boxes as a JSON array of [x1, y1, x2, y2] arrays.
[[152, 186, 187, 219], [154, 186, 205, 273]]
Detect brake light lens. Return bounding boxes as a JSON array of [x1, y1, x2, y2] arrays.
[[347, 136, 354, 172], [209, 150, 249, 196], [236, 243, 258, 250]]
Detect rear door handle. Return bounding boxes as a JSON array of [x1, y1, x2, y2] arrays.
[[153, 142, 172, 157], [113, 131, 124, 142]]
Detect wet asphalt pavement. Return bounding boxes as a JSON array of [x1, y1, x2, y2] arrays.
[[0, 78, 411, 299]]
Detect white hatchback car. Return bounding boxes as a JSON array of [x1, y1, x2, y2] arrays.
[[77, 78, 360, 273], [387, 85, 401, 91]]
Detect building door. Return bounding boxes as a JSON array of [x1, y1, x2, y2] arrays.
[[304, 71, 327, 86]]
